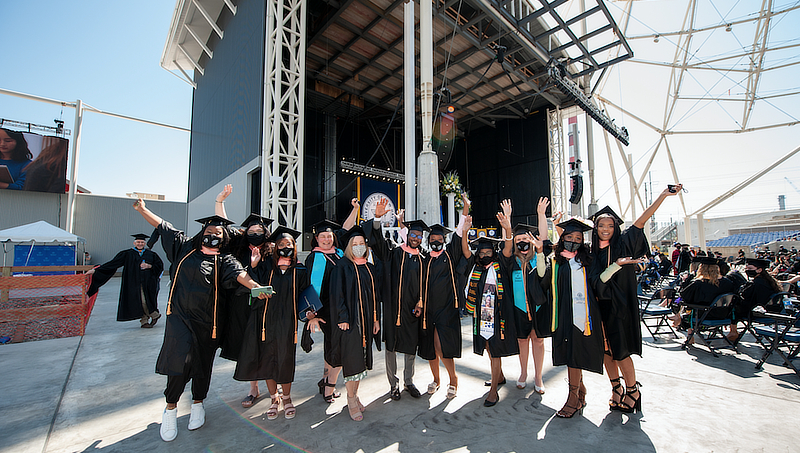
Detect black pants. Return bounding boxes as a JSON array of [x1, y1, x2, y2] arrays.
[[164, 373, 211, 404]]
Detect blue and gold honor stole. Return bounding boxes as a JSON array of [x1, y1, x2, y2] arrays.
[[513, 255, 539, 319], [310, 249, 343, 297], [466, 261, 505, 338], [550, 257, 592, 336]]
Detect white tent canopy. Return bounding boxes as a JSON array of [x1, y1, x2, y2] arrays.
[[0, 221, 85, 243]]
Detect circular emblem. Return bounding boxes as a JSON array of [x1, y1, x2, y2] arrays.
[[362, 192, 397, 228]]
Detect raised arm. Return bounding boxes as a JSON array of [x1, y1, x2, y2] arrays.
[[134, 199, 163, 228], [537, 197, 550, 242], [498, 199, 514, 258], [342, 198, 360, 230], [461, 215, 473, 259], [214, 184, 232, 218], [634, 184, 682, 229]]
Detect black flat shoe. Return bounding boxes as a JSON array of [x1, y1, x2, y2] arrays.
[[483, 398, 498, 407], [484, 378, 506, 387], [405, 384, 421, 398], [390, 387, 401, 400]]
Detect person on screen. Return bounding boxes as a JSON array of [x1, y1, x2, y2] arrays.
[[0, 128, 33, 190], [23, 137, 68, 193]]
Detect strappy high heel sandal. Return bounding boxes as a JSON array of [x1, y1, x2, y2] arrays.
[[347, 396, 363, 421], [619, 381, 642, 414], [266, 395, 281, 420], [608, 377, 624, 411], [578, 378, 587, 410], [556, 384, 583, 418], [322, 378, 340, 403]]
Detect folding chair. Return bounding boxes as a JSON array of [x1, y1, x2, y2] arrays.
[[682, 293, 738, 357], [734, 292, 788, 349], [639, 288, 678, 340], [753, 309, 800, 376]]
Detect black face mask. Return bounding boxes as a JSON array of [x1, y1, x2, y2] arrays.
[[202, 234, 222, 248], [246, 233, 265, 246], [478, 253, 495, 266], [430, 241, 444, 252], [277, 247, 294, 257], [516, 241, 530, 252], [745, 269, 758, 278], [563, 240, 581, 253]]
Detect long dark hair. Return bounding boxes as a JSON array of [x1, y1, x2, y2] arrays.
[[590, 216, 622, 257], [554, 235, 592, 267], [272, 233, 298, 268], [228, 225, 271, 264], [1, 129, 33, 161], [757, 269, 783, 293]]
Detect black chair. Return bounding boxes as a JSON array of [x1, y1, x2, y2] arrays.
[[752, 308, 800, 376], [734, 292, 788, 349], [682, 293, 738, 357], [639, 288, 678, 340]]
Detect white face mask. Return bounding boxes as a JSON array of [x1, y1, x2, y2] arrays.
[[352, 244, 367, 258]]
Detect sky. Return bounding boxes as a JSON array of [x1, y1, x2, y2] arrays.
[[1, 0, 799, 227]]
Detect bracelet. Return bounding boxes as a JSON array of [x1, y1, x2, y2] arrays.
[[215, 200, 222, 203]]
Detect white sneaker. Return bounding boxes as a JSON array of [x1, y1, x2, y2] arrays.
[[187, 402, 205, 430], [160, 407, 178, 442]]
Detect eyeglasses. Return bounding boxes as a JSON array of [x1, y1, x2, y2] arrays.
[[477, 250, 494, 257], [409, 232, 423, 239]]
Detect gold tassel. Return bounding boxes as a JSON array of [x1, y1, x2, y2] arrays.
[[166, 250, 193, 317], [212, 256, 218, 339], [396, 254, 405, 326]]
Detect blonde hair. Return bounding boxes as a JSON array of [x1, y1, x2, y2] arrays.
[[697, 263, 720, 286], [343, 236, 367, 261]]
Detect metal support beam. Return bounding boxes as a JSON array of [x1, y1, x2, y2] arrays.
[[66, 100, 84, 234], [547, 107, 567, 217], [404, 0, 416, 219]]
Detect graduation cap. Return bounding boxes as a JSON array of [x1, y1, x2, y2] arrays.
[[589, 206, 623, 225], [428, 224, 452, 237], [557, 218, 593, 234], [692, 256, 718, 265], [311, 219, 341, 236], [512, 223, 537, 237], [340, 226, 368, 245], [241, 213, 273, 229], [469, 236, 503, 250], [404, 220, 430, 233], [266, 225, 301, 243], [745, 258, 770, 269], [195, 215, 235, 227], [131, 233, 149, 240]]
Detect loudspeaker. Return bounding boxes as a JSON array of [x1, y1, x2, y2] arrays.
[[569, 175, 583, 204]]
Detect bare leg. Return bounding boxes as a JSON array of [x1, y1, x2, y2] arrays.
[[530, 331, 545, 389], [249, 381, 259, 397], [486, 346, 501, 403], [557, 367, 583, 417], [433, 328, 457, 387], [324, 361, 342, 399], [517, 338, 529, 385], [604, 338, 623, 408], [346, 380, 363, 421], [617, 357, 638, 408]]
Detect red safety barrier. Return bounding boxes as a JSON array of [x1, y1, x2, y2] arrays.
[[0, 266, 95, 343]]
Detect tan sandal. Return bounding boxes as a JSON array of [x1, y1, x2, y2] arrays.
[[446, 384, 457, 399], [347, 396, 363, 421], [266, 395, 281, 420], [282, 395, 295, 419]]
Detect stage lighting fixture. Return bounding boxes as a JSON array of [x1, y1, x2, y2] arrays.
[[548, 61, 630, 146]]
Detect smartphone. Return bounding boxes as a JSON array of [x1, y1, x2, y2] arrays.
[[667, 184, 678, 193]]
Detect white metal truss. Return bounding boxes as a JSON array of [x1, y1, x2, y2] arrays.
[[547, 107, 567, 218], [261, 0, 306, 231]]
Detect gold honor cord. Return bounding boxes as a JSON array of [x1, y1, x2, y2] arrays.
[[396, 253, 405, 326], [212, 255, 218, 339], [166, 250, 194, 316]]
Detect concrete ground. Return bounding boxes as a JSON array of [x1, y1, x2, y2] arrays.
[[1, 277, 798, 453]]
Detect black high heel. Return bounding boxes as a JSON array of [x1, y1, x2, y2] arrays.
[[608, 377, 624, 411], [322, 378, 340, 403], [556, 384, 583, 418], [619, 381, 642, 414], [317, 378, 325, 395]]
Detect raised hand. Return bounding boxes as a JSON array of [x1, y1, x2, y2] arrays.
[[463, 215, 473, 230], [500, 199, 512, 217], [216, 184, 233, 203], [351, 198, 360, 208], [133, 198, 145, 211], [537, 197, 550, 215], [374, 198, 389, 218], [528, 232, 543, 252], [396, 208, 405, 225], [461, 192, 471, 213], [663, 184, 683, 197]]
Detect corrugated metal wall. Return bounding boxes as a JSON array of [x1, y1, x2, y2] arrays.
[[0, 191, 187, 265]]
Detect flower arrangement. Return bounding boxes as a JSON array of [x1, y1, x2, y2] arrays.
[[441, 171, 467, 210]]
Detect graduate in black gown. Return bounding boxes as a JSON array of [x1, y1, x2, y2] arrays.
[[234, 226, 310, 421], [305, 198, 360, 403], [728, 257, 787, 340], [329, 226, 382, 421], [87, 233, 164, 327], [418, 194, 469, 399], [461, 204, 519, 407], [133, 200, 268, 442], [369, 198, 425, 400], [588, 185, 681, 414], [500, 197, 551, 394], [538, 218, 603, 418]]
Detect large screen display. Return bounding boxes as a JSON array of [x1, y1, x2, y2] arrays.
[[0, 128, 68, 193]]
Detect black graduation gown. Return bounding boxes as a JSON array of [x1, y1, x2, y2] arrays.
[[418, 233, 464, 360], [329, 259, 382, 377], [680, 277, 735, 320], [540, 256, 604, 374], [88, 248, 164, 321], [590, 226, 648, 361], [500, 252, 551, 340], [738, 276, 781, 316], [369, 223, 423, 355], [465, 256, 519, 357], [305, 248, 343, 364], [234, 260, 310, 383], [219, 232, 261, 362], [155, 221, 245, 378]]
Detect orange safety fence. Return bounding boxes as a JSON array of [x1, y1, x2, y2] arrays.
[[0, 266, 95, 343]]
